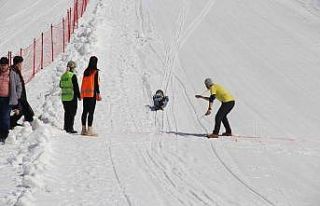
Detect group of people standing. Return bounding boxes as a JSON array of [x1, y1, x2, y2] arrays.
[[0, 55, 102, 144], [60, 54, 235, 138], [59, 56, 101, 136], [0, 56, 34, 143], [1, 53, 235, 142]]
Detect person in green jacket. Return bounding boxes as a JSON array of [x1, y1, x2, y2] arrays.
[[59, 61, 80, 133]]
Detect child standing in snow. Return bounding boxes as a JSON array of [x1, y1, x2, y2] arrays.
[[59, 61, 80, 133], [80, 56, 101, 136], [195, 78, 235, 138], [0, 57, 22, 143]]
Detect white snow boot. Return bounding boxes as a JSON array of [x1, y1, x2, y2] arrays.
[[81, 125, 87, 135], [86, 126, 97, 136]]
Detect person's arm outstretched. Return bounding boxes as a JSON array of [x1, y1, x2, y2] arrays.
[[195, 94, 215, 115]]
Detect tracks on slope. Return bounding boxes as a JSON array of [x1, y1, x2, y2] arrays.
[[106, 140, 133, 206], [111, 0, 279, 205], [147, 0, 277, 204]]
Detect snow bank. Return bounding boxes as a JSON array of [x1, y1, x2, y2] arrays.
[[0, 1, 98, 205], [0, 0, 73, 53], [314, 0, 320, 9], [1, 0, 320, 205], [0, 120, 53, 206], [37, 1, 98, 128]]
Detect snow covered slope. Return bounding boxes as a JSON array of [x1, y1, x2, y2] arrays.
[[0, 0, 73, 54], [1, 0, 320, 205]]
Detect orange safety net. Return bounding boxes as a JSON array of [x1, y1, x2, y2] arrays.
[[4, 0, 89, 83]]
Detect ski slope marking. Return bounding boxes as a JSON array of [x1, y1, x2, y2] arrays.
[[179, 0, 216, 47], [106, 140, 132, 206], [209, 142, 277, 206]]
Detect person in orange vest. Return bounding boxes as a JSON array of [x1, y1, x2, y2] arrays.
[[80, 56, 101, 136], [195, 78, 235, 138]]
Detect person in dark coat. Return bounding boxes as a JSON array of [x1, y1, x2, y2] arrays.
[[0, 57, 22, 143], [59, 60, 80, 133], [152, 89, 169, 111], [10, 56, 34, 129]]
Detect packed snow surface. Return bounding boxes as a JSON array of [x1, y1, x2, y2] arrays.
[[0, 0, 73, 54], [1, 0, 320, 205]]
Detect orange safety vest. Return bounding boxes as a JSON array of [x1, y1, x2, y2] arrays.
[[81, 70, 97, 98]]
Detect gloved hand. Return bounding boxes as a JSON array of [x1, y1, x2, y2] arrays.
[[205, 109, 211, 116], [13, 109, 20, 115], [96, 94, 102, 101]]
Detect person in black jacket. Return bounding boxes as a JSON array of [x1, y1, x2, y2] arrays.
[[10, 56, 34, 129], [152, 89, 169, 111], [59, 61, 80, 133]]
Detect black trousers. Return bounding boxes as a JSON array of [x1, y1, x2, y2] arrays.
[[81, 98, 96, 127], [213, 101, 235, 134], [10, 99, 34, 129], [0, 97, 10, 141], [63, 99, 78, 131]]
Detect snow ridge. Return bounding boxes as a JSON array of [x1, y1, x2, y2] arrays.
[[0, 1, 100, 205], [0, 120, 53, 206]]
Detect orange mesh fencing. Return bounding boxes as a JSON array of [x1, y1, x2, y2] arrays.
[[4, 0, 90, 83]]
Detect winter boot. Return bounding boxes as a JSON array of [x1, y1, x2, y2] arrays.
[[81, 125, 87, 135], [68, 129, 78, 134], [221, 132, 232, 136], [207, 133, 219, 138], [86, 126, 97, 136], [68, 118, 77, 134]]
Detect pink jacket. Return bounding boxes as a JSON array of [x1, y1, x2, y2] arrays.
[[0, 69, 10, 97]]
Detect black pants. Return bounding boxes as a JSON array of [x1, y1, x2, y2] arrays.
[[63, 99, 78, 132], [213, 101, 235, 134], [0, 97, 10, 141], [10, 99, 34, 129], [81, 98, 96, 127]]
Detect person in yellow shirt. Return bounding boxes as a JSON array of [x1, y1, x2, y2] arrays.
[[195, 78, 235, 138]]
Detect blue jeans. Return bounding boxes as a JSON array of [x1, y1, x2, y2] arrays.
[[0, 97, 11, 139]]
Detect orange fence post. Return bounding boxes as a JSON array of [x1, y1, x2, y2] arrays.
[[63, 17, 66, 52], [81, 0, 85, 17], [74, 0, 77, 28], [72, 6, 75, 33], [41, 32, 44, 69], [51, 24, 54, 62], [33, 38, 36, 77], [5, 0, 90, 84], [69, 7, 73, 36], [67, 10, 71, 42], [8, 51, 12, 66], [76, 0, 79, 26]]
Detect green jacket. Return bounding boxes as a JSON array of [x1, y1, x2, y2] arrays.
[[60, 71, 75, 101]]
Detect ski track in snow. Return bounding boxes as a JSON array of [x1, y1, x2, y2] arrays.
[[95, 0, 225, 205], [119, 0, 275, 205], [1, 0, 320, 205], [138, 1, 278, 203]]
